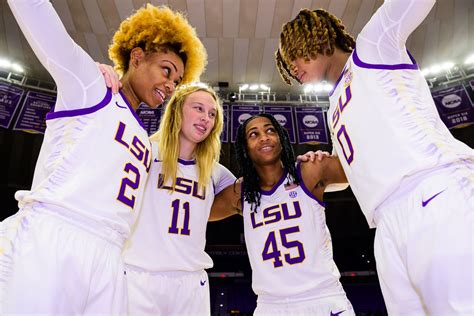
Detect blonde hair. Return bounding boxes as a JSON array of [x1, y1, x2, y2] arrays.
[[150, 83, 223, 188], [276, 8, 355, 85], [109, 4, 207, 84]]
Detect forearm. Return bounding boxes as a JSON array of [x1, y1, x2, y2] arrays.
[[8, 0, 105, 109]]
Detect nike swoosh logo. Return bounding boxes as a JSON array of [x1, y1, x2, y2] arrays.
[[200, 280, 207, 286], [330, 310, 345, 316], [422, 189, 446, 207], [115, 101, 127, 109]]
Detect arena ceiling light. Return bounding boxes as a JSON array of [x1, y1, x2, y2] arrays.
[[0, 57, 24, 73]]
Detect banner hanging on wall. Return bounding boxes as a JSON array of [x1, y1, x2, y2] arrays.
[[137, 103, 162, 136], [263, 105, 296, 144], [0, 81, 24, 129], [432, 84, 474, 129], [230, 104, 261, 143], [221, 104, 229, 143], [294, 106, 328, 144], [13, 90, 56, 134]]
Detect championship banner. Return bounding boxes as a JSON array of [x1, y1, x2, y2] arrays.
[[137, 103, 162, 136], [432, 84, 474, 129], [230, 104, 261, 143], [294, 106, 328, 144], [13, 90, 56, 134], [0, 81, 24, 128], [263, 105, 296, 144], [221, 104, 229, 143]]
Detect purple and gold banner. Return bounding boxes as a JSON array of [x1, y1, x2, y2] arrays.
[[263, 105, 296, 144], [137, 103, 162, 136], [221, 104, 229, 143], [13, 90, 56, 134], [0, 82, 24, 128], [294, 106, 328, 144], [230, 104, 261, 143], [432, 85, 474, 128]]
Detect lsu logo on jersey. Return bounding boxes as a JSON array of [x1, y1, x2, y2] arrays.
[[157, 173, 206, 200], [251, 201, 302, 229], [343, 67, 353, 87]]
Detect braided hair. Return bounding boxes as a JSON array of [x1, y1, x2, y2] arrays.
[[275, 8, 356, 85], [235, 113, 299, 212]]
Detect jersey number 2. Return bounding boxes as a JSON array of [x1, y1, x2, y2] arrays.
[[117, 163, 140, 209], [262, 226, 305, 268]]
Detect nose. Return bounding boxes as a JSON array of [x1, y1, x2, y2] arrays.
[[259, 133, 270, 142]]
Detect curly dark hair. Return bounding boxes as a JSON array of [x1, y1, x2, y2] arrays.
[[275, 8, 355, 85], [235, 113, 299, 213]]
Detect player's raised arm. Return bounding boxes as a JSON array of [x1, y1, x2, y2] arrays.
[[7, 0, 105, 110], [209, 180, 243, 221], [357, 0, 436, 64]]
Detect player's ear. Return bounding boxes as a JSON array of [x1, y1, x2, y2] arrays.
[[130, 47, 145, 68]]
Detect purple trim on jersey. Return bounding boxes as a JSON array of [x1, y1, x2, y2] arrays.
[[296, 162, 326, 207], [46, 88, 112, 120], [352, 48, 419, 70], [178, 158, 196, 165], [118, 90, 146, 129], [328, 67, 348, 97], [260, 170, 288, 196]]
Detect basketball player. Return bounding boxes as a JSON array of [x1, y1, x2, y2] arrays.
[[276, 1, 473, 314], [211, 113, 354, 316], [0, 1, 206, 314], [122, 83, 236, 315]]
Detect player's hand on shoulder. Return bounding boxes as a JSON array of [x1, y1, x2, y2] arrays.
[[297, 150, 330, 163], [96, 62, 122, 94]]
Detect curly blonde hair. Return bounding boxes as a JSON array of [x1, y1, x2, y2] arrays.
[[150, 83, 223, 189], [109, 4, 207, 84], [276, 9, 355, 85]]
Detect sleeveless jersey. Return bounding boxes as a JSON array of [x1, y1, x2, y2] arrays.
[[327, 0, 473, 227], [123, 143, 235, 272], [9, 0, 152, 240], [243, 165, 346, 298]]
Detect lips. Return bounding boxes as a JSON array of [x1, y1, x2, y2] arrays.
[[258, 145, 274, 152], [154, 88, 166, 104], [194, 124, 207, 135], [297, 72, 306, 83]]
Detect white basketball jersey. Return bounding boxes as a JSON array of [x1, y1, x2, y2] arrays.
[[123, 145, 235, 272], [9, 0, 152, 240], [243, 166, 346, 298], [327, 1, 473, 227], [15, 91, 152, 238]]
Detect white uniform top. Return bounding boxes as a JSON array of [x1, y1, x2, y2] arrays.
[[123, 142, 236, 272], [243, 165, 345, 298], [327, 0, 473, 227], [9, 0, 151, 241]]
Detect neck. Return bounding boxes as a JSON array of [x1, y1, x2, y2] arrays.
[[179, 135, 197, 160], [255, 162, 284, 191], [327, 48, 351, 83], [119, 76, 140, 111]]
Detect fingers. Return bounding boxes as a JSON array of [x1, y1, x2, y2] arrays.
[[315, 150, 330, 161], [297, 150, 331, 163], [96, 62, 121, 94]]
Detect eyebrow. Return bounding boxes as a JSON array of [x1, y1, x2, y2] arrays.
[[246, 123, 273, 134], [163, 59, 183, 82]]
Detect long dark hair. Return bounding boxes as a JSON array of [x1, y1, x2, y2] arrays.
[[235, 113, 299, 212]]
